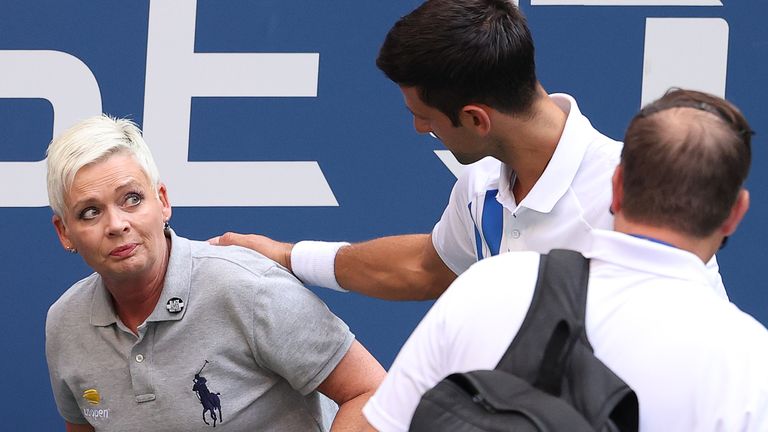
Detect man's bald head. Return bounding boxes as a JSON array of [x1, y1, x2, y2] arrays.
[[620, 89, 752, 237]]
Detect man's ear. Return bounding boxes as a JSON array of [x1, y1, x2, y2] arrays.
[[52, 215, 73, 250], [460, 104, 492, 136], [721, 189, 750, 236], [610, 165, 624, 215]]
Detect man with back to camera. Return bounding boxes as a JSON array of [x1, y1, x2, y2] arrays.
[[362, 89, 768, 431], [211, 0, 727, 301]]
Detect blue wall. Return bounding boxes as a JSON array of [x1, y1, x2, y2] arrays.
[[0, 1, 765, 429]]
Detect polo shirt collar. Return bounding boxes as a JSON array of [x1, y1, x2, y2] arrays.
[[146, 229, 192, 323], [90, 229, 192, 327], [90, 277, 117, 327], [585, 229, 713, 287], [497, 93, 593, 213]]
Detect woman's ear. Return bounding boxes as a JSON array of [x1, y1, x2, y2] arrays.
[[52, 215, 74, 251], [157, 183, 172, 222]]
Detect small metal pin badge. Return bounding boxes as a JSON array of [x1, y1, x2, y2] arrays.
[[166, 297, 185, 313]]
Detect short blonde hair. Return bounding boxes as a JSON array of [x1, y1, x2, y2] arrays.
[[46, 115, 160, 217]]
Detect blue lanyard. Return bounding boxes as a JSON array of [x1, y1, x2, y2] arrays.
[[628, 234, 676, 249]]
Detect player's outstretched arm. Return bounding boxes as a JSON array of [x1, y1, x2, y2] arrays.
[[211, 232, 456, 301], [335, 234, 456, 300]]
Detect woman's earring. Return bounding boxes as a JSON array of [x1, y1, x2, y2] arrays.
[[67, 247, 77, 254], [163, 220, 170, 232]]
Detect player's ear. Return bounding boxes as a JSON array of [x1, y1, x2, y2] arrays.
[[460, 105, 492, 136]]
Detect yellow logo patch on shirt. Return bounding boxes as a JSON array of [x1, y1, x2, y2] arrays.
[[83, 388, 100, 405]]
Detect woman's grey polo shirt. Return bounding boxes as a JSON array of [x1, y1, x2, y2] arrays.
[[45, 231, 354, 431]]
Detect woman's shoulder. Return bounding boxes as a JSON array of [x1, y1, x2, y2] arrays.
[[188, 240, 284, 277], [47, 272, 101, 324], [186, 240, 307, 298], [185, 240, 320, 309]]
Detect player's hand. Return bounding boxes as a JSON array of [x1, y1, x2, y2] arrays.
[[209, 232, 294, 272]]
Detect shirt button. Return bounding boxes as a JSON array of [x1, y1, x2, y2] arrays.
[[135, 354, 145, 363], [511, 229, 521, 239]]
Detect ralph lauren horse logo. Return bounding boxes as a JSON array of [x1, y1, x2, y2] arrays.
[[192, 360, 223, 427]]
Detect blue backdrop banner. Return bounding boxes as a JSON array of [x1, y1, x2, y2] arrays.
[[0, 1, 765, 429]]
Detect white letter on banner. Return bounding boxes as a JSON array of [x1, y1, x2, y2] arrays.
[[530, 1, 721, 5], [0, 50, 101, 207], [641, 18, 728, 106], [143, 0, 337, 206]]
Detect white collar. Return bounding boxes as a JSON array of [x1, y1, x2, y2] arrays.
[[498, 93, 596, 213], [585, 229, 713, 287]]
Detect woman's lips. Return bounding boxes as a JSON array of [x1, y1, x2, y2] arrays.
[[110, 243, 138, 257]]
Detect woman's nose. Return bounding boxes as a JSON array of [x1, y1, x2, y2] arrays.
[[105, 210, 130, 235]]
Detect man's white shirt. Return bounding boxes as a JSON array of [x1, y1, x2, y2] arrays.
[[431, 94, 620, 273], [430, 93, 727, 299], [364, 230, 768, 431]]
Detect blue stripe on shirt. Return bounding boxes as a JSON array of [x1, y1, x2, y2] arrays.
[[482, 189, 503, 257], [469, 201, 484, 260]]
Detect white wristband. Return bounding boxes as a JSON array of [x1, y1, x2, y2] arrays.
[[291, 241, 350, 292]]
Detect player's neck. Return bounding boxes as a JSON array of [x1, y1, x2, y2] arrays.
[[495, 93, 566, 203]]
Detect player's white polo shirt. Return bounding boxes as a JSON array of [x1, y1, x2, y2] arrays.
[[431, 93, 727, 299], [432, 93, 620, 274]]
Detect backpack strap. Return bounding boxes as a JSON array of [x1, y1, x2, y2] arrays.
[[495, 249, 590, 381], [495, 249, 639, 430]]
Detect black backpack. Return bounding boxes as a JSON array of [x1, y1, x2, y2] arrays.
[[409, 250, 639, 432]]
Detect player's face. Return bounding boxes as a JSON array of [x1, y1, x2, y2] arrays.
[[53, 153, 172, 284], [400, 86, 487, 165]]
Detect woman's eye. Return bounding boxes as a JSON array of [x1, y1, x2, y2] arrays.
[[125, 192, 143, 207], [79, 208, 99, 220]]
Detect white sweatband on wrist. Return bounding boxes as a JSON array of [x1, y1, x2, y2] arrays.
[[291, 241, 350, 292]]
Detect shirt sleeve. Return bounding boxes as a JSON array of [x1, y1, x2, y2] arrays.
[[363, 295, 450, 432], [364, 252, 540, 431], [431, 174, 480, 276], [250, 266, 354, 395], [45, 306, 88, 425]]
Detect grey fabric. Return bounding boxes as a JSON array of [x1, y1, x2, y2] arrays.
[[46, 231, 354, 431]]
